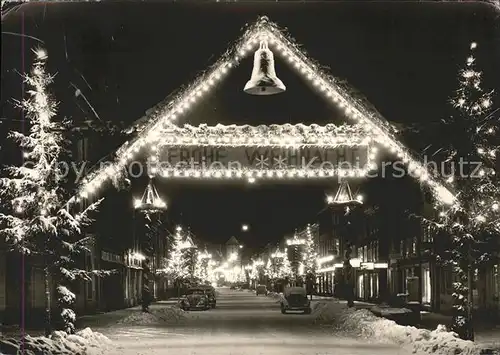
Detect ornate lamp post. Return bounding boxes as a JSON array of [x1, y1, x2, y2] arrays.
[[133, 176, 167, 312], [326, 179, 363, 307], [134, 177, 167, 215]]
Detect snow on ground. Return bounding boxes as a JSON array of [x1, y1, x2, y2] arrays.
[[370, 305, 412, 315], [267, 292, 282, 300], [312, 300, 499, 355], [77, 289, 417, 355], [105, 332, 412, 355], [66, 290, 498, 355], [311, 299, 345, 323], [0, 328, 112, 355], [116, 305, 187, 326]]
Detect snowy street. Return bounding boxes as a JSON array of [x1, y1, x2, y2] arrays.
[[82, 288, 411, 355]]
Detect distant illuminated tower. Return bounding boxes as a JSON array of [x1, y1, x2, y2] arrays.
[[225, 236, 241, 260]]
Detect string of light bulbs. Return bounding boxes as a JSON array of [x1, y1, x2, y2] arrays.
[[154, 122, 371, 147], [76, 16, 455, 208]]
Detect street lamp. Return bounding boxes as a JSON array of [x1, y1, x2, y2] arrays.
[[326, 179, 362, 308], [242, 224, 249, 231], [134, 177, 167, 214], [326, 180, 362, 208], [133, 176, 167, 313]]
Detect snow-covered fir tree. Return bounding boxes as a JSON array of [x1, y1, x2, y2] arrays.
[[158, 228, 189, 284], [421, 41, 498, 340], [249, 264, 259, 282], [184, 249, 197, 280], [194, 249, 212, 284], [302, 225, 318, 277], [297, 262, 305, 279], [207, 260, 215, 284], [264, 258, 275, 280], [0, 48, 109, 335], [236, 266, 246, 283], [283, 249, 293, 279], [301, 225, 318, 298], [265, 249, 292, 282]]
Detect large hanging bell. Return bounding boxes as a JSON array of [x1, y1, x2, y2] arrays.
[[244, 41, 286, 95]]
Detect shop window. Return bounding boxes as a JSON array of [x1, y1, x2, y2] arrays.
[[422, 225, 433, 243], [30, 267, 45, 309], [358, 274, 364, 299], [422, 266, 432, 304], [369, 275, 373, 298]]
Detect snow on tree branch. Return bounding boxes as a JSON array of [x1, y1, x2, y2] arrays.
[[414, 41, 498, 340], [0, 47, 110, 335]]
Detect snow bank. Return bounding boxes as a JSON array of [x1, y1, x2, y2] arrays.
[[370, 305, 412, 316], [346, 309, 481, 355], [310, 301, 497, 354], [327, 306, 491, 355], [267, 292, 282, 299], [116, 306, 186, 325], [0, 328, 112, 355], [311, 299, 345, 323]]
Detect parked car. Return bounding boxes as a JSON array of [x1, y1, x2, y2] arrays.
[[180, 288, 211, 311], [280, 287, 311, 314], [197, 284, 217, 308], [256, 285, 268, 296]]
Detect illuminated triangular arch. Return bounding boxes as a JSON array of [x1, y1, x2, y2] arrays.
[[77, 16, 455, 207]]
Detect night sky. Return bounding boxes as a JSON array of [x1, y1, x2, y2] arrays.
[[2, 2, 500, 249]]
